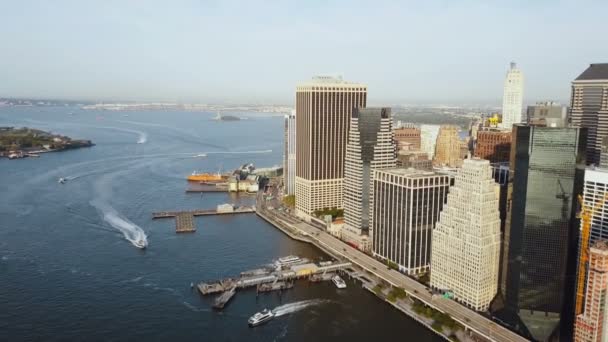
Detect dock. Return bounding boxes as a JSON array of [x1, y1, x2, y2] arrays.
[[213, 286, 236, 309], [152, 205, 256, 233], [197, 258, 352, 309]]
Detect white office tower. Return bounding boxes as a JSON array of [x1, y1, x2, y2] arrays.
[[343, 108, 396, 238], [294, 76, 367, 219], [430, 158, 501, 311], [283, 110, 296, 195], [500, 62, 524, 129], [420, 124, 440, 159], [583, 167, 608, 244]]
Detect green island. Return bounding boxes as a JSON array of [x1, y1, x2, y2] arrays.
[[0, 126, 94, 159]]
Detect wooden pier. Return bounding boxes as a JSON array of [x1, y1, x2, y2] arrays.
[[152, 206, 256, 233]]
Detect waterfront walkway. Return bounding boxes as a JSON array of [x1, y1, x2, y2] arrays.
[[257, 208, 528, 342]]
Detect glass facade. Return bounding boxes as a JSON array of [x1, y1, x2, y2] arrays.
[[501, 125, 587, 341]]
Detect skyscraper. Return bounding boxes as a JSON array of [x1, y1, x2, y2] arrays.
[[500, 62, 524, 130], [420, 124, 440, 159], [433, 125, 462, 167], [283, 110, 296, 195], [371, 168, 450, 274], [430, 158, 501, 311], [343, 108, 396, 237], [500, 124, 587, 341], [294, 76, 367, 219], [582, 167, 608, 244], [574, 241, 608, 342], [570, 63, 608, 166]]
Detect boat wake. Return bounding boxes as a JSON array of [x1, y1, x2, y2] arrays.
[[272, 299, 329, 317], [136, 132, 147, 144], [90, 198, 148, 249]]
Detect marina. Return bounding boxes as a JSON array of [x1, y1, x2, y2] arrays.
[[197, 256, 352, 310]]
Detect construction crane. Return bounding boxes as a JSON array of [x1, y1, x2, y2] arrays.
[[575, 193, 608, 315]]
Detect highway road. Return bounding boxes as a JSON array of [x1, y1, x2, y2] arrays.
[[257, 199, 528, 342]]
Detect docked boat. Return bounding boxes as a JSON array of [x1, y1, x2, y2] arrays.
[[187, 171, 224, 182], [332, 275, 346, 289], [275, 255, 301, 267], [248, 309, 274, 327]]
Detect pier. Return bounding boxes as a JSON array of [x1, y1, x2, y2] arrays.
[[197, 258, 352, 309], [152, 205, 256, 233]]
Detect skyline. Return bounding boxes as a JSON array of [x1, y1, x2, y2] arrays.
[[1, 0, 607, 105]]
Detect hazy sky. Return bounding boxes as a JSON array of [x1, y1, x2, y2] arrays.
[[1, 0, 606, 105]]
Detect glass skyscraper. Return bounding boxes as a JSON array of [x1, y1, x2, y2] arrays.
[[500, 124, 587, 341]]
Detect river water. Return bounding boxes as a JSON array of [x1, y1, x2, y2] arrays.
[[0, 107, 441, 341]]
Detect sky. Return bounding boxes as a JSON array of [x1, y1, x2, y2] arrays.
[[0, 0, 606, 105]]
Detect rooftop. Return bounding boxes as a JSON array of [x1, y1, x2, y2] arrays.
[[590, 240, 608, 254], [297, 75, 367, 88], [574, 63, 608, 81], [378, 167, 444, 178]]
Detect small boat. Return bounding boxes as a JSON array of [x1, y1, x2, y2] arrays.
[[58, 177, 66, 184], [332, 275, 347, 289], [196, 153, 207, 157], [248, 309, 274, 327], [133, 238, 147, 249]]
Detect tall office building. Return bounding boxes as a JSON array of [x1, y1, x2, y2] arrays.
[[430, 158, 501, 311], [394, 125, 421, 151], [434, 125, 462, 167], [527, 101, 567, 128], [371, 168, 450, 274], [283, 110, 296, 195], [294, 76, 367, 219], [500, 125, 587, 341], [574, 241, 608, 342], [570, 64, 608, 165], [474, 129, 512, 163], [420, 124, 440, 159], [583, 167, 608, 244], [500, 62, 524, 130], [343, 108, 396, 236]]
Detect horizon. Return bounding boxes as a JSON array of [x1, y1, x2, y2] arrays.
[[1, 1, 606, 105]]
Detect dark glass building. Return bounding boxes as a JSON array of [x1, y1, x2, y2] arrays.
[[499, 125, 587, 341]]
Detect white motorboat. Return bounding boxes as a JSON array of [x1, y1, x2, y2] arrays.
[[248, 309, 274, 327], [332, 275, 346, 289], [58, 177, 66, 184], [133, 238, 147, 249]]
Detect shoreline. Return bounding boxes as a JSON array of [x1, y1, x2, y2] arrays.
[[255, 208, 528, 342], [256, 209, 454, 341]]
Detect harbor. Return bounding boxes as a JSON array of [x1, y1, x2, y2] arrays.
[[197, 256, 352, 310]]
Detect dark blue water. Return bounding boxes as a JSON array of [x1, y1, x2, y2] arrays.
[[0, 107, 440, 341]]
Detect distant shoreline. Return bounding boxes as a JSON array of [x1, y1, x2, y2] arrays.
[[0, 126, 94, 159]]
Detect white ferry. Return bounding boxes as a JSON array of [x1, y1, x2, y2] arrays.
[[332, 275, 346, 289], [275, 255, 302, 268], [248, 309, 274, 327]]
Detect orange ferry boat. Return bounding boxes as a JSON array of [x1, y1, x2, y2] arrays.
[[187, 171, 224, 182]]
